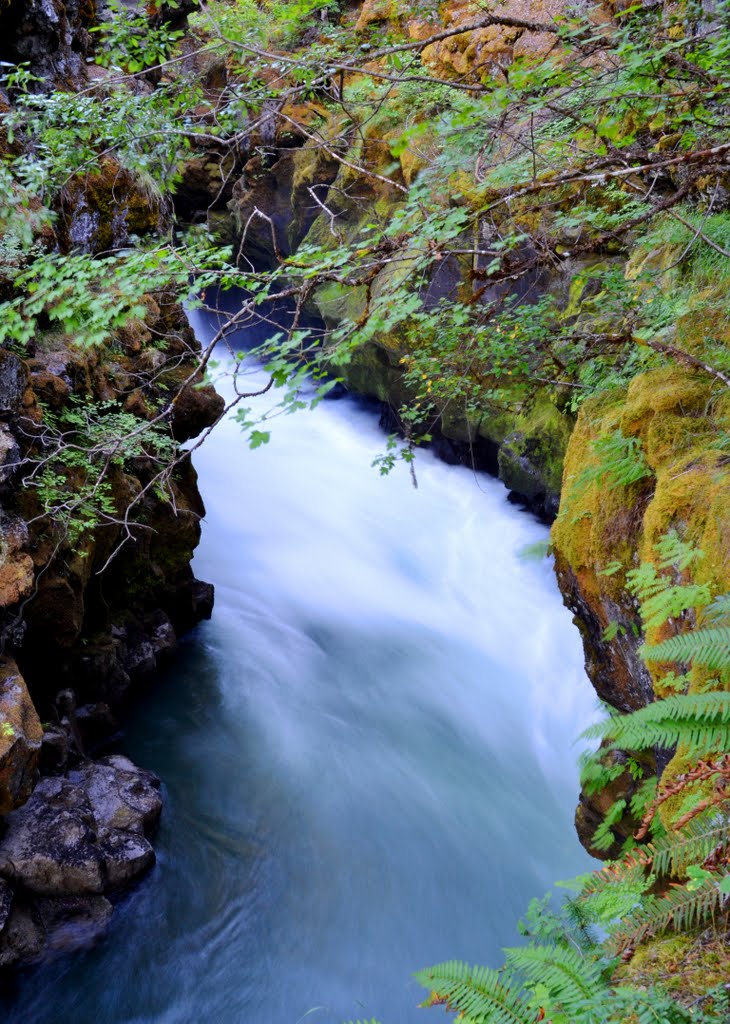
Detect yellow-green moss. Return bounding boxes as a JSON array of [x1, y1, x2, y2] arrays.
[[552, 362, 730, 827], [617, 931, 730, 1008]]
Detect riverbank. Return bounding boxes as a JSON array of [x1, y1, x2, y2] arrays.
[[1, 352, 595, 1023], [0, 0, 728, 1007]]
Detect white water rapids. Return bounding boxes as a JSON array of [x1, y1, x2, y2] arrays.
[[2, 313, 596, 1024]]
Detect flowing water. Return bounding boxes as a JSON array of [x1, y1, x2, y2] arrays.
[[3, 310, 596, 1024]]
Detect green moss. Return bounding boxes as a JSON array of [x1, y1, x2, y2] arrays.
[[506, 394, 573, 495], [618, 931, 730, 1008], [552, 362, 730, 830]]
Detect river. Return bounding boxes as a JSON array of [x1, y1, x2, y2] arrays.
[[3, 312, 595, 1023]]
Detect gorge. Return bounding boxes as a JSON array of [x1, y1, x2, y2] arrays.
[[0, 0, 729, 1019], [2, 333, 596, 1023]]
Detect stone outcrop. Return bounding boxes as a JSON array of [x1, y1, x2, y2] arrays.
[[0, 755, 160, 967], [0, 0, 96, 88], [551, 363, 730, 850], [0, 660, 42, 815], [0, 283, 221, 967], [0, 283, 223, 707]]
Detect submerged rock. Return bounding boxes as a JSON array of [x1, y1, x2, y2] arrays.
[[36, 895, 114, 957]]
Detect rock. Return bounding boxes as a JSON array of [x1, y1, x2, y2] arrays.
[[0, 658, 43, 814], [0, 756, 161, 900], [39, 726, 69, 776], [35, 895, 113, 956], [0, 350, 27, 417], [25, 575, 85, 649], [58, 158, 170, 254], [0, 751, 161, 967], [574, 748, 655, 860], [0, 777, 105, 896], [0, 425, 20, 484], [73, 703, 119, 753], [99, 830, 155, 888], [0, 901, 44, 969], [0, 515, 34, 608], [231, 144, 339, 268], [28, 369, 71, 409], [68, 755, 162, 836], [170, 379, 225, 442], [0, 878, 13, 931], [499, 433, 550, 499]]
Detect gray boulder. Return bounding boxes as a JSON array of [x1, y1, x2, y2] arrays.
[[0, 756, 161, 897], [68, 755, 162, 836], [0, 777, 105, 896]]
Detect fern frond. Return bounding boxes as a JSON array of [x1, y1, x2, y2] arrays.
[[608, 878, 727, 954], [655, 531, 704, 573], [583, 815, 730, 892], [642, 625, 730, 670], [704, 594, 730, 624], [590, 984, 702, 1024], [581, 854, 650, 896], [503, 944, 604, 1011], [638, 582, 712, 630], [415, 961, 538, 1024], [582, 692, 730, 754], [648, 813, 730, 876]]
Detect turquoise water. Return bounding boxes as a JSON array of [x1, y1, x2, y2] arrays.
[[2, 349, 595, 1024]]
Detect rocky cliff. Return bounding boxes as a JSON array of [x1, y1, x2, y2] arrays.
[[0, 0, 224, 969], [209, 0, 730, 862], [1, 0, 727, 977]]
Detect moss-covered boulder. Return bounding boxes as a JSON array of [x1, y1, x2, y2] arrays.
[[58, 158, 169, 254]]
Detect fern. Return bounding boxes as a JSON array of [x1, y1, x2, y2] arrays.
[[655, 531, 705, 573], [591, 798, 627, 852], [583, 692, 730, 754], [642, 625, 730, 671], [503, 944, 604, 1012], [415, 961, 538, 1024], [704, 594, 730, 624], [626, 532, 712, 629], [626, 561, 712, 629], [607, 877, 728, 954], [581, 814, 730, 890], [578, 430, 653, 490], [647, 814, 730, 876], [588, 984, 718, 1024]]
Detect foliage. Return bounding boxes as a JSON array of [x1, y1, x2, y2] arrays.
[[572, 429, 653, 493], [643, 627, 730, 672], [582, 692, 730, 755], [91, 0, 185, 74], [417, 534, 730, 1021], [27, 397, 177, 542], [1, 0, 730, 1016], [626, 531, 712, 630]]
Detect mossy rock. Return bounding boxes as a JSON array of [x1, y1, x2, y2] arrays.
[[497, 395, 572, 512], [552, 362, 730, 840], [0, 658, 42, 815], [617, 931, 730, 1009]]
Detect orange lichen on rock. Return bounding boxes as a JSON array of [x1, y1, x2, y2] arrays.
[[0, 658, 42, 814]]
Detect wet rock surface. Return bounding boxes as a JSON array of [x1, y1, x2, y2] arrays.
[[0, 0, 95, 88], [0, 756, 161, 968]]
